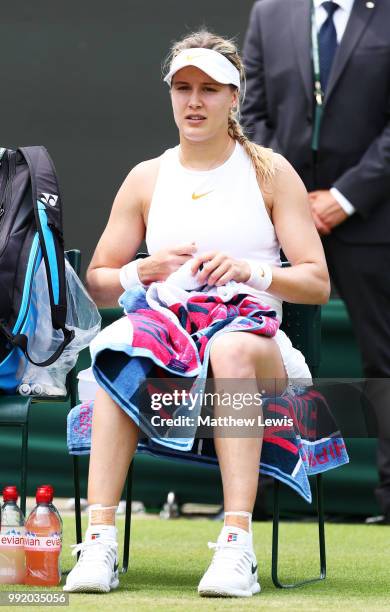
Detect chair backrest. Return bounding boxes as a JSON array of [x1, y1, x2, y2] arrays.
[[280, 303, 321, 376], [279, 261, 321, 376], [65, 249, 81, 276]]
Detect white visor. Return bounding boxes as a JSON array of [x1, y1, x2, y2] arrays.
[[164, 47, 240, 90]]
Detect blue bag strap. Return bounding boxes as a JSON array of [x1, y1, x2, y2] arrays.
[[18, 147, 66, 327]]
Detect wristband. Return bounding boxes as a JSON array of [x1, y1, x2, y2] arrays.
[[119, 260, 143, 290], [246, 260, 273, 292]]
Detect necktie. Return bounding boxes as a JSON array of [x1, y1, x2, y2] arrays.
[[318, 1, 339, 92]]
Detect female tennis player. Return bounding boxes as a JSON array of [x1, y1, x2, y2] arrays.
[[64, 30, 330, 596]]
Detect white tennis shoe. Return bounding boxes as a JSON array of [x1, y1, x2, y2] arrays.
[[63, 537, 119, 593], [198, 526, 261, 597]]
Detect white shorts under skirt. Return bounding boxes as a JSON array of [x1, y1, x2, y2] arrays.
[[272, 329, 312, 385]]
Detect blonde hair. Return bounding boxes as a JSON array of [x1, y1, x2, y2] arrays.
[[164, 29, 275, 185]]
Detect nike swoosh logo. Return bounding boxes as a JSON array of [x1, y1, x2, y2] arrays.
[[192, 190, 213, 200], [251, 563, 258, 575], [185, 54, 204, 61]]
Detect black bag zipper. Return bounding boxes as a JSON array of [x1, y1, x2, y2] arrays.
[[0, 150, 9, 221], [0, 151, 14, 226]]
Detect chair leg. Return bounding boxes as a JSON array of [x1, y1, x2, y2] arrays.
[[72, 455, 82, 547], [121, 459, 134, 573], [271, 474, 326, 588], [20, 423, 28, 517], [317, 474, 327, 579]]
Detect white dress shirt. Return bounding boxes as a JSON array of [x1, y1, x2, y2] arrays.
[[313, 0, 356, 215]]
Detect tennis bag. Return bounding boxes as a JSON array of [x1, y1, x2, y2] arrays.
[[0, 145, 74, 393]]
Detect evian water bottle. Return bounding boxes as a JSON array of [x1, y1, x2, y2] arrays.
[[0, 486, 25, 584], [24, 485, 62, 586]]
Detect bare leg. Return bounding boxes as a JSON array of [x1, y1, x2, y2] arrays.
[[64, 387, 141, 592], [87, 387, 140, 507], [210, 333, 287, 532]]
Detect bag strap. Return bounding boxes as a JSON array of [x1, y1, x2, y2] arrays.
[[19, 147, 66, 325], [8, 146, 74, 365], [0, 321, 73, 367]]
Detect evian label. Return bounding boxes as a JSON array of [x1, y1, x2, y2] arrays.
[[24, 531, 62, 551], [0, 528, 25, 548]]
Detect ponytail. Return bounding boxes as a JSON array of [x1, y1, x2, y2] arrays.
[[228, 114, 275, 185]]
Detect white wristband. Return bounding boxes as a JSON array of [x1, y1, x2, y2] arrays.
[[246, 261, 273, 292], [119, 260, 142, 290]]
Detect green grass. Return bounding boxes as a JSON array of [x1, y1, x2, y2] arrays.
[[1, 516, 389, 611]]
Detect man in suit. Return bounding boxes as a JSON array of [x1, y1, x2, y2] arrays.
[[242, 0, 390, 523]]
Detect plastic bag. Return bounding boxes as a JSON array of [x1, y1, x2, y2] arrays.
[[18, 258, 101, 396]]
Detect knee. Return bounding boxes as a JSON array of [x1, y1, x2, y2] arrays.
[[209, 334, 258, 377]]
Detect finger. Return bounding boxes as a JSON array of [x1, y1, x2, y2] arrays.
[[315, 220, 330, 234], [316, 219, 331, 235], [172, 242, 197, 255], [197, 254, 225, 283], [174, 254, 197, 268], [308, 191, 319, 200], [190, 256, 203, 275], [312, 211, 330, 234], [176, 252, 197, 260], [208, 261, 231, 286], [215, 270, 235, 286], [319, 216, 332, 233], [193, 250, 218, 264], [191, 252, 217, 279]]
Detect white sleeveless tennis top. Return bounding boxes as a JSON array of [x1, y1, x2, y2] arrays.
[[146, 141, 283, 319]]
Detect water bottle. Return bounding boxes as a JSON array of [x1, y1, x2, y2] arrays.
[[40, 485, 63, 530], [0, 486, 25, 584], [19, 363, 67, 397], [24, 485, 62, 586]]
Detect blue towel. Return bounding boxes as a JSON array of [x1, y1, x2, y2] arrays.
[[67, 389, 349, 503]]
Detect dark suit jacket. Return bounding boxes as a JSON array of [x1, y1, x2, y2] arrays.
[[242, 0, 390, 244]]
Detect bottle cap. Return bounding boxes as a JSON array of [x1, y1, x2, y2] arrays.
[[36, 485, 54, 504], [2, 485, 18, 502], [18, 383, 31, 395]]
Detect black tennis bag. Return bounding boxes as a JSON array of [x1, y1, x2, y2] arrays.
[[0, 145, 74, 393]]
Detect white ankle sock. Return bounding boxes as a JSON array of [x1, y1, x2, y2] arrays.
[[218, 525, 253, 549], [85, 524, 118, 542]]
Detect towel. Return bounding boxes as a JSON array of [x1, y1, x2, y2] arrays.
[[67, 272, 348, 503], [67, 388, 348, 503], [89, 281, 280, 448]]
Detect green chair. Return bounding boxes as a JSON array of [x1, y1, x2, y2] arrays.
[[272, 301, 325, 588], [0, 250, 80, 517], [0, 396, 31, 516], [71, 259, 326, 586]]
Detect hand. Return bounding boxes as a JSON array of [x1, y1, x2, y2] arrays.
[[309, 190, 348, 234], [190, 251, 251, 287], [138, 243, 197, 284], [310, 206, 331, 235]]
